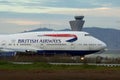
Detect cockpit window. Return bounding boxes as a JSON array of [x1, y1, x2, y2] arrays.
[[85, 34, 91, 36]]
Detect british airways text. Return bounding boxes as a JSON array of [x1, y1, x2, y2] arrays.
[[18, 39, 61, 43]]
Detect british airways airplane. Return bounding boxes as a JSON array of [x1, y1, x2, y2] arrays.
[[0, 31, 106, 59]]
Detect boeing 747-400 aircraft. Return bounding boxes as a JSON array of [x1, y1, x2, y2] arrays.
[[0, 31, 107, 59]]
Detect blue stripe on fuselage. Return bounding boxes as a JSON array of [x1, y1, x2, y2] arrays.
[[37, 50, 99, 56], [66, 38, 77, 42]]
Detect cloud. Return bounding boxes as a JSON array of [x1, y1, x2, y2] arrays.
[[92, 0, 120, 7], [2, 19, 42, 25], [0, 3, 119, 17], [0, 0, 119, 18], [0, 0, 119, 9], [0, 18, 67, 27]]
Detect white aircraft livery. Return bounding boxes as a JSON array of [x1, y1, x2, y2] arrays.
[[0, 31, 107, 57]]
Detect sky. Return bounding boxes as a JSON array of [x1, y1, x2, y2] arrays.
[[0, 0, 120, 33]]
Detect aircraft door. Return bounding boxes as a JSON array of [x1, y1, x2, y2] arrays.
[[71, 43, 75, 49], [39, 44, 44, 49], [0, 40, 7, 48]]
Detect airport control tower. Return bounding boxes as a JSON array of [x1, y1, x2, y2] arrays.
[[69, 16, 85, 31]]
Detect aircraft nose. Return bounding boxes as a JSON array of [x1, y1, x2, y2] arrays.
[[100, 41, 107, 50], [102, 42, 107, 49]]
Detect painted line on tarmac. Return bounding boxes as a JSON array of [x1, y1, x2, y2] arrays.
[[11, 62, 33, 64], [49, 63, 120, 67]]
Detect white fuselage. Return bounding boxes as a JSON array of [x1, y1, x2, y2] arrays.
[[0, 31, 107, 56]]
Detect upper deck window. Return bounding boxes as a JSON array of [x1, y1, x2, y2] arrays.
[[85, 34, 91, 36]]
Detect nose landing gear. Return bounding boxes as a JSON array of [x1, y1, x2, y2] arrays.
[[80, 56, 85, 61]]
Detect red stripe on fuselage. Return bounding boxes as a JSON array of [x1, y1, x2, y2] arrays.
[[44, 34, 77, 38]]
